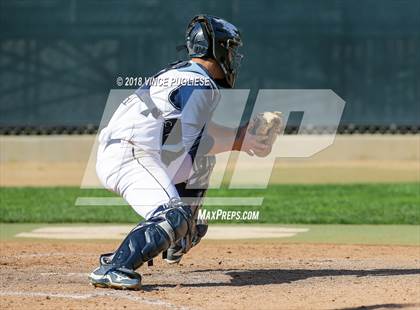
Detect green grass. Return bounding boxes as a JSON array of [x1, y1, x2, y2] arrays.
[[0, 183, 419, 224]]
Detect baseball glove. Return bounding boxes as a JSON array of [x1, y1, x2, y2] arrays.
[[247, 111, 283, 157]]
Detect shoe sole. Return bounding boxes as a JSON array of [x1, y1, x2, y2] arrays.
[[164, 257, 182, 264], [89, 276, 141, 290]]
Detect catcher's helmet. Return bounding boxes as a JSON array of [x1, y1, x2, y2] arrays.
[[185, 14, 243, 88]]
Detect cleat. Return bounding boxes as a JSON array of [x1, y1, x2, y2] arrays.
[[164, 243, 184, 264], [89, 266, 141, 290], [99, 252, 115, 265]]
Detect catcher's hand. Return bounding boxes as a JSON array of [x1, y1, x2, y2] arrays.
[[245, 111, 283, 157]]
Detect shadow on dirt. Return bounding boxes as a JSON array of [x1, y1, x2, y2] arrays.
[[200, 268, 420, 286], [143, 268, 420, 289]]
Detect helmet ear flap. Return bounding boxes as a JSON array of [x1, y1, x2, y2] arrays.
[[186, 21, 212, 58]]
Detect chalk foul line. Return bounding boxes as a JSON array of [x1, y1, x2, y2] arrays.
[[0, 290, 193, 310]]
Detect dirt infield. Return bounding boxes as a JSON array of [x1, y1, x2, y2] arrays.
[[1, 240, 419, 310]]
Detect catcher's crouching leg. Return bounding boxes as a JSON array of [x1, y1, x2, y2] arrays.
[[165, 155, 215, 264], [89, 199, 193, 290]]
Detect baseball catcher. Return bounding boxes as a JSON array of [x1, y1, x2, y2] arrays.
[[89, 14, 282, 290]]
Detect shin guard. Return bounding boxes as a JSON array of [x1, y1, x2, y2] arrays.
[[109, 199, 192, 270]]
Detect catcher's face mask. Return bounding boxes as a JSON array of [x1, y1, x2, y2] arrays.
[[222, 39, 243, 88]]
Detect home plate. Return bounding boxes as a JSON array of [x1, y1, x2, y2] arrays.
[[15, 225, 309, 240]]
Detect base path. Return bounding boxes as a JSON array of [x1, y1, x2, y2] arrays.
[[15, 225, 309, 240], [6, 223, 419, 246], [0, 239, 419, 310]]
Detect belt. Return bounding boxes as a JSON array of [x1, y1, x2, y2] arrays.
[[105, 139, 122, 147], [104, 139, 134, 149]]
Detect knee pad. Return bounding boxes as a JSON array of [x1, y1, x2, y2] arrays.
[[109, 199, 193, 270]]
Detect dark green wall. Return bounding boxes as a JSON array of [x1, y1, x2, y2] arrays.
[[0, 0, 419, 126]]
